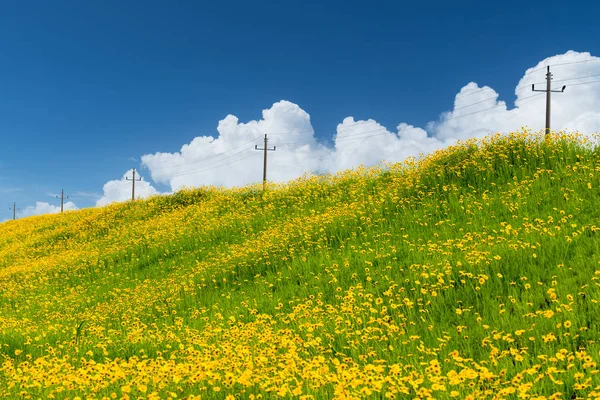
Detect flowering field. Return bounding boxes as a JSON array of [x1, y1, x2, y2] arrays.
[[1, 131, 600, 399]]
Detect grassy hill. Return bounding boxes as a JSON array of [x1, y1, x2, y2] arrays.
[[1, 131, 600, 399]]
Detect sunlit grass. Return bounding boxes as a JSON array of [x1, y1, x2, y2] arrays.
[[1, 130, 600, 399]]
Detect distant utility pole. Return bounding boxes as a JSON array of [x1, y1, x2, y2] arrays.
[[532, 66, 566, 135], [9, 202, 18, 220], [255, 134, 276, 189], [126, 168, 142, 201], [56, 189, 69, 213]]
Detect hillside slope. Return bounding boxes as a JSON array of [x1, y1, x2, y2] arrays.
[[1, 131, 600, 399]]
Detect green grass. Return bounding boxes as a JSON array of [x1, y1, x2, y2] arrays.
[[0, 132, 600, 398]]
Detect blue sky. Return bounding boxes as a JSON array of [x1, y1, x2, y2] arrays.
[[2, 0, 600, 218]]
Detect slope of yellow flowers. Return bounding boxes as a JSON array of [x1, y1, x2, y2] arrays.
[[1, 131, 600, 399]]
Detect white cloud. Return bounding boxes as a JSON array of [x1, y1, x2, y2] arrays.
[[19, 201, 78, 218], [330, 118, 450, 173], [117, 50, 600, 193], [9, 50, 598, 218], [430, 50, 600, 140], [96, 169, 159, 206], [142, 100, 330, 190]]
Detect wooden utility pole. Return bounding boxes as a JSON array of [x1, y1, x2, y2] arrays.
[[9, 202, 17, 220], [532, 66, 566, 135], [255, 134, 276, 189], [56, 189, 69, 213], [126, 168, 142, 201]]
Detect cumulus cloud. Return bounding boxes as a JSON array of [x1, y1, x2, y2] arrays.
[[128, 50, 600, 193], [19, 201, 78, 218], [142, 100, 330, 191], [330, 118, 450, 173], [430, 50, 600, 140], [96, 169, 159, 206]]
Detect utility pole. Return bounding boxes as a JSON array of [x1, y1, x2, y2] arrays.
[[126, 168, 142, 201], [9, 202, 18, 220], [56, 189, 69, 213], [255, 134, 276, 189], [532, 66, 566, 135]]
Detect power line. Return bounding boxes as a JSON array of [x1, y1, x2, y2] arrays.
[[101, 179, 124, 190], [274, 90, 542, 145], [152, 135, 262, 172], [157, 152, 262, 179], [549, 58, 600, 68], [113, 88, 542, 184], [336, 126, 426, 143], [133, 127, 415, 183], [139, 131, 311, 173], [566, 79, 600, 88], [109, 73, 598, 184], [436, 71, 596, 116], [277, 125, 425, 147], [514, 92, 546, 103], [97, 77, 599, 190], [144, 148, 264, 181], [516, 70, 600, 92], [451, 59, 600, 100], [279, 127, 388, 147], [51, 73, 600, 197], [156, 145, 257, 179], [282, 125, 429, 148], [524, 58, 600, 76], [454, 87, 492, 100], [142, 130, 394, 182], [101, 142, 259, 185], [453, 94, 500, 111], [552, 72, 600, 84], [439, 92, 545, 123], [335, 119, 388, 132], [194, 152, 262, 175], [443, 103, 504, 121]]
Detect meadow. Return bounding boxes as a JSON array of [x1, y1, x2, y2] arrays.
[[1, 130, 600, 399]]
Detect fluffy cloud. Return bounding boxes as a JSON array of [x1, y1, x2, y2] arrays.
[[330, 118, 450, 173], [96, 169, 159, 206], [430, 50, 600, 140], [5, 49, 591, 220], [142, 101, 331, 190], [140, 102, 450, 191], [139, 50, 600, 192], [19, 201, 78, 218], [11, 50, 594, 219]]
